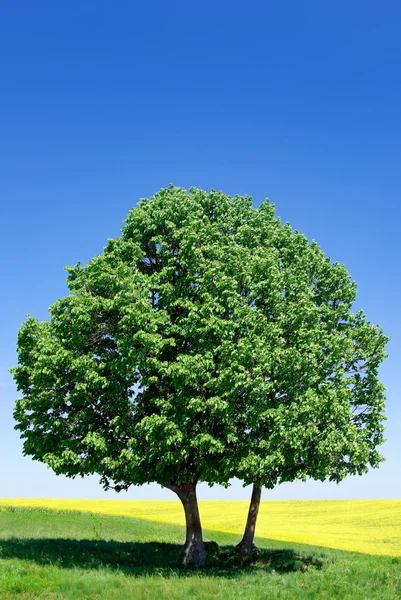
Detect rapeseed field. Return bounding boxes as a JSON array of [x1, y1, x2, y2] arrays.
[[1, 498, 400, 557]]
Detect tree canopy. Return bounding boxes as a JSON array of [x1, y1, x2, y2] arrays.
[[11, 185, 388, 566]]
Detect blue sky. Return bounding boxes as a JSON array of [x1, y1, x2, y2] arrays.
[[1, 1, 400, 500]]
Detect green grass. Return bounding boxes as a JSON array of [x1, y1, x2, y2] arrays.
[[0, 509, 400, 599]]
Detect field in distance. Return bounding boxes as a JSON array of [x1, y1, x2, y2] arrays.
[[1, 498, 400, 557]]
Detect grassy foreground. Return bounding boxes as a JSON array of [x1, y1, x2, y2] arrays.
[[1, 498, 401, 556], [0, 508, 400, 600]]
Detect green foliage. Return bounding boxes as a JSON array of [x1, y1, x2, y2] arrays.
[[204, 540, 221, 564], [11, 185, 389, 493], [217, 544, 322, 572]]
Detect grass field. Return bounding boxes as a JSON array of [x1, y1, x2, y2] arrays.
[[0, 502, 400, 599], [0, 508, 400, 600], [1, 498, 401, 556]]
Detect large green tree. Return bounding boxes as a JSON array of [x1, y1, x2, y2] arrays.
[[11, 186, 388, 567]]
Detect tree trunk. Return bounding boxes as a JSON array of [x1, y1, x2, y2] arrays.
[[166, 481, 207, 567], [236, 483, 262, 556]]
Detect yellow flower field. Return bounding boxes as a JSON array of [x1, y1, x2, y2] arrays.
[[1, 498, 400, 557]]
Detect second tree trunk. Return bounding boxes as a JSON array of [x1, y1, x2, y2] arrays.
[[236, 483, 262, 556]]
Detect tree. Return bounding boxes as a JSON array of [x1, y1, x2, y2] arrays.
[[11, 186, 388, 566], [224, 211, 388, 555]]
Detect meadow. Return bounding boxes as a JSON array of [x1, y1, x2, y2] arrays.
[[2, 498, 401, 556], [0, 500, 400, 599]]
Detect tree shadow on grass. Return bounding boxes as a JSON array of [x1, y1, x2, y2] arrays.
[[0, 538, 323, 578]]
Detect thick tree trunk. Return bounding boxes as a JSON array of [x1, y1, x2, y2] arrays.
[[236, 483, 262, 556], [167, 482, 207, 567]]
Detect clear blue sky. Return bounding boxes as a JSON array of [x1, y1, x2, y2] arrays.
[[1, 1, 400, 500]]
